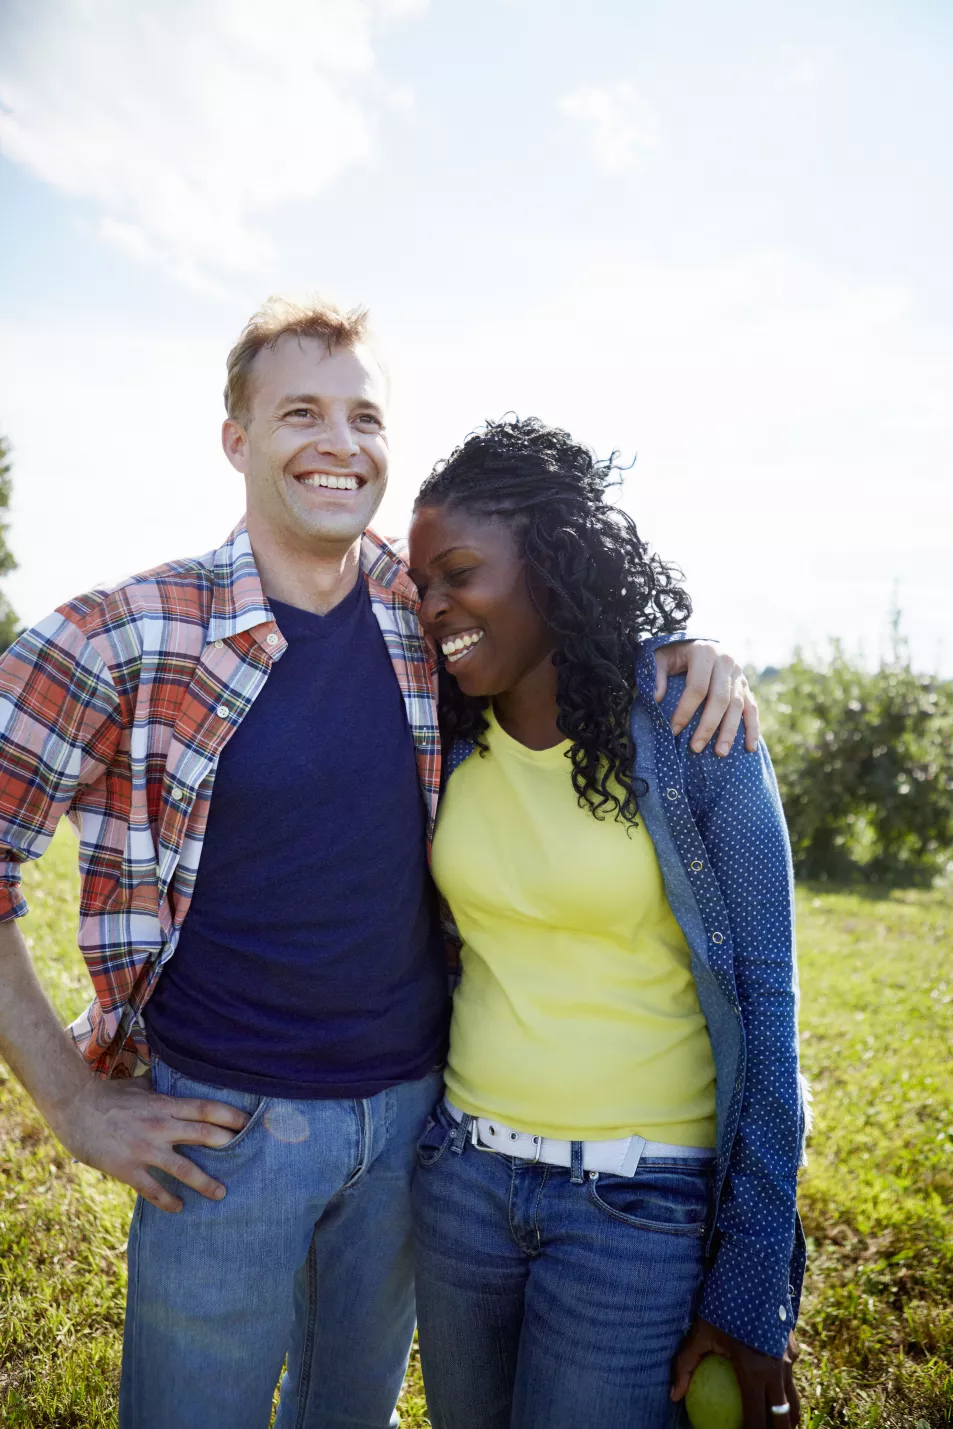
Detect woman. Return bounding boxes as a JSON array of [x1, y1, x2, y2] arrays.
[[406, 418, 806, 1429]]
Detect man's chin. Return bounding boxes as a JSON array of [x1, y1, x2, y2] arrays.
[[291, 500, 381, 547]]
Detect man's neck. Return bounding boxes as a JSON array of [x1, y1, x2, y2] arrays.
[[247, 517, 363, 616]]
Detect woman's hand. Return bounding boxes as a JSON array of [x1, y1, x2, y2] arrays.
[[653, 641, 759, 756], [671, 1317, 800, 1428]]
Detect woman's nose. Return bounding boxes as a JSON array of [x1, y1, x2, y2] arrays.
[[420, 586, 450, 628]]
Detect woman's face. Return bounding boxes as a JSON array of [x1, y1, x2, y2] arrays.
[[408, 503, 556, 698]]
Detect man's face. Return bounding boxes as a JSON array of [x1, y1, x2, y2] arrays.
[[223, 335, 389, 553]]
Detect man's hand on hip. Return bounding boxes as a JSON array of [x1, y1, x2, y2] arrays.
[[0, 917, 249, 1215], [63, 1075, 250, 1214], [654, 640, 760, 756]]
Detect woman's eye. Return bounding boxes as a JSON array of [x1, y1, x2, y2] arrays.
[[286, 408, 312, 419], [446, 567, 473, 585], [355, 412, 382, 428]]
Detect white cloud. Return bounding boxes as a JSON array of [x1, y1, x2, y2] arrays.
[[0, 0, 426, 288], [558, 82, 659, 173]]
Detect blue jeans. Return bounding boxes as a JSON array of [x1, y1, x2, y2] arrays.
[[412, 1102, 713, 1429], [120, 1057, 442, 1429]]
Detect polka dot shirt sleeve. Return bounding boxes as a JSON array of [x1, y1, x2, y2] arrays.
[[682, 714, 804, 1357]]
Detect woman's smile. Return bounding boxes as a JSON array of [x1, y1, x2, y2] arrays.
[[439, 629, 484, 665]]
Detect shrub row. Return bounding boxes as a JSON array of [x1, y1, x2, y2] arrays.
[[757, 648, 953, 884]]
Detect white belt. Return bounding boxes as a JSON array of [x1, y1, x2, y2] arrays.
[[444, 1099, 714, 1177]]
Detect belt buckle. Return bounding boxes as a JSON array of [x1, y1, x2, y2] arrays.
[[471, 1119, 542, 1164]]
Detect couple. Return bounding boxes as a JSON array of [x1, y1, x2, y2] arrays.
[[0, 296, 805, 1429]]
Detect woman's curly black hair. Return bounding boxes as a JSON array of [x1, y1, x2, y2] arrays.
[[414, 416, 692, 826]]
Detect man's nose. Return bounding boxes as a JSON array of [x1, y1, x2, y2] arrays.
[[316, 417, 359, 461]]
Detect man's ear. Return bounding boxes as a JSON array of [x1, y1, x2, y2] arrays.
[[222, 418, 249, 474]]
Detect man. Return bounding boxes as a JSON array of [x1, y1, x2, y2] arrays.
[[0, 297, 758, 1428]]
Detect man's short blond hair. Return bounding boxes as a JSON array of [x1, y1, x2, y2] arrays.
[[224, 294, 371, 424]]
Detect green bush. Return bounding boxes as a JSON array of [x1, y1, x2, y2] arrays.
[[758, 645, 953, 885]]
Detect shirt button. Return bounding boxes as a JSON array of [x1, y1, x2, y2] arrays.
[[214, 639, 224, 650], [266, 632, 279, 646], [712, 931, 724, 944], [690, 859, 704, 872], [171, 787, 185, 801], [779, 1306, 788, 1322], [216, 705, 230, 719], [666, 788, 679, 800]]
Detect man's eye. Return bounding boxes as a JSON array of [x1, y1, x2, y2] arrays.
[[285, 408, 312, 419], [355, 412, 382, 428]]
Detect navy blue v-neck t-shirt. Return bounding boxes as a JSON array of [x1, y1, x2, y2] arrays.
[[145, 578, 449, 1098]]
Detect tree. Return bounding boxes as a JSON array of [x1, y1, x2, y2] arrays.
[[0, 431, 19, 651], [759, 641, 953, 885]]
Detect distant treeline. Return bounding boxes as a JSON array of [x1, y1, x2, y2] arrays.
[[0, 431, 17, 652], [757, 636, 953, 886]]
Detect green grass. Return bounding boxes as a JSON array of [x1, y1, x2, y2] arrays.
[[1, 825, 951, 1426], [794, 888, 953, 1427]]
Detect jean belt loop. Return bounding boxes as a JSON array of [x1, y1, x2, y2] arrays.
[[570, 1139, 585, 1185], [450, 1111, 471, 1156]]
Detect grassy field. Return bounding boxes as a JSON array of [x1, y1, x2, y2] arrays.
[[1, 825, 951, 1427]]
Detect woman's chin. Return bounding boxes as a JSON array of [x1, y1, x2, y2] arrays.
[[453, 673, 492, 698], [446, 662, 497, 699]]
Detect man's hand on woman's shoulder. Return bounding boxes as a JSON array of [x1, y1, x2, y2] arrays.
[[653, 640, 760, 757]]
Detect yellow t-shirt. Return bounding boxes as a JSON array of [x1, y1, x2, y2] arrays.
[[432, 708, 717, 1145]]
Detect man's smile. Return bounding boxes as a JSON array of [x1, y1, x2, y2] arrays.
[[293, 472, 366, 492]]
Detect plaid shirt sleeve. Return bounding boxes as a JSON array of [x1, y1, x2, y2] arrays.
[[0, 610, 123, 919]]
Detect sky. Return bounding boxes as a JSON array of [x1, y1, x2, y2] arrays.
[[1, 0, 951, 673]]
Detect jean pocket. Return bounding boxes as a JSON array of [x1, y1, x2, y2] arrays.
[[164, 1066, 270, 1155], [416, 1102, 456, 1168], [587, 1165, 713, 1237]]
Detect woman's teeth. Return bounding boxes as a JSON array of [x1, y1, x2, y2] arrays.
[[441, 631, 484, 664], [299, 474, 361, 490]]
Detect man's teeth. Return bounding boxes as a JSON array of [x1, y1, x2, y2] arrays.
[[441, 631, 484, 663], [300, 474, 361, 490]]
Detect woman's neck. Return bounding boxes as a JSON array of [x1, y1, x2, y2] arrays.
[[493, 654, 563, 751]]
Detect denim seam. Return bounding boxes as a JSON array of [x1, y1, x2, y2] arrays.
[[530, 1166, 548, 1256], [291, 1240, 320, 1429], [163, 1065, 271, 1155], [123, 1195, 145, 1412], [417, 1107, 457, 1169], [506, 1164, 521, 1251], [342, 1098, 373, 1190], [586, 1178, 709, 1238], [417, 1133, 454, 1169], [506, 1164, 546, 1257], [193, 1095, 271, 1155]]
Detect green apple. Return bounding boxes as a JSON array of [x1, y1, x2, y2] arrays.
[[685, 1353, 744, 1429]]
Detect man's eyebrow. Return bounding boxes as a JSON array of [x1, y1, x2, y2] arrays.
[[276, 394, 385, 410]]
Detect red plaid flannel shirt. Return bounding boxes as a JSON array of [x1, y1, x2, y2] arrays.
[[0, 520, 440, 1077]]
